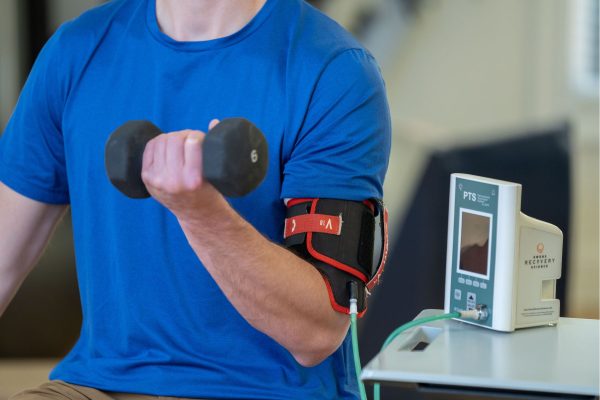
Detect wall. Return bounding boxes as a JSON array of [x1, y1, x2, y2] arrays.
[[367, 0, 598, 318], [0, 0, 19, 128]]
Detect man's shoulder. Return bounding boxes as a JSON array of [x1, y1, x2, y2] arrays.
[[287, 1, 371, 69], [52, 0, 134, 50]]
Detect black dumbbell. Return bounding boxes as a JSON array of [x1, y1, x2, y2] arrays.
[[105, 118, 268, 198]]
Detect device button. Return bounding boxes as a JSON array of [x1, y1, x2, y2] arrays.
[[480, 282, 487, 289], [473, 281, 480, 288], [465, 279, 473, 286], [454, 289, 462, 301], [467, 292, 476, 310], [458, 277, 465, 284]]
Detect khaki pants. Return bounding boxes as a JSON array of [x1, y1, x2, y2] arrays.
[[9, 381, 207, 400]]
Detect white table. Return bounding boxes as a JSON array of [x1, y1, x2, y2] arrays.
[[362, 309, 599, 399]]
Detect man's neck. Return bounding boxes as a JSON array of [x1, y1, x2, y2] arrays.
[[156, 0, 266, 42]]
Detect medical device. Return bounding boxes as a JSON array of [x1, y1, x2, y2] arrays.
[[444, 173, 563, 331]]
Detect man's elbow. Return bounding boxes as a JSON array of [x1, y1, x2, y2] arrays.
[[291, 324, 349, 367], [293, 349, 333, 368]]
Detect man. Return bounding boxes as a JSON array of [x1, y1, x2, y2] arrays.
[[0, 0, 390, 398]]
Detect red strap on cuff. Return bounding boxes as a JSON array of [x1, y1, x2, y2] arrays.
[[284, 213, 342, 239]]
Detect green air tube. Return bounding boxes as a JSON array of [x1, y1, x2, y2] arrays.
[[351, 312, 367, 400], [373, 312, 461, 400]]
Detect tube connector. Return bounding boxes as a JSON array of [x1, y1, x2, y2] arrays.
[[349, 298, 358, 315], [460, 305, 489, 321], [348, 281, 359, 315]]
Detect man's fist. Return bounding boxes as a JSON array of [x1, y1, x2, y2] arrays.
[[141, 120, 221, 218]]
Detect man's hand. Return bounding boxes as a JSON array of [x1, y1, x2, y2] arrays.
[[141, 119, 222, 219]]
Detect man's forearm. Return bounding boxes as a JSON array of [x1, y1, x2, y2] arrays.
[[177, 195, 350, 367], [140, 128, 351, 366]]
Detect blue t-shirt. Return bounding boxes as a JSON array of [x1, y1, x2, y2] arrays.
[[0, 0, 391, 398]]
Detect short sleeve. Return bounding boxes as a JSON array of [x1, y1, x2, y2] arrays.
[[0, 26, 70, 204], [281, 49, 391, 201]]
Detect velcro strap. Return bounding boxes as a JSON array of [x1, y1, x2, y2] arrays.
[[284, 214, 342, 239]]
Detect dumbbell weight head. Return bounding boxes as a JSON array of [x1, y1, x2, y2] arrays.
[[203, 118, 268, 197], [105, 118, 268, 199], [105, 120, 161, 199]]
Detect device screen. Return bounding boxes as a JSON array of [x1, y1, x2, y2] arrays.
[[458, 210, 491, 277]]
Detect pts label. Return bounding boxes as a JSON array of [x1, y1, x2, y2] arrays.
[[464, 191, 477, 202]]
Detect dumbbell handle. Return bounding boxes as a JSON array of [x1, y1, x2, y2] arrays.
[[105, 118, 268, 199]]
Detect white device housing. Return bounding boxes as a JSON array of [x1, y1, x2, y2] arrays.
[[444, 173, 563, 332]]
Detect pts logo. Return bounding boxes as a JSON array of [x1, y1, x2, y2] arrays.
[[463, 191, 477, 202]]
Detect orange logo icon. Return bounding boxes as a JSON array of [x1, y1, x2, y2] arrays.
[[536, 243, 544, 254]]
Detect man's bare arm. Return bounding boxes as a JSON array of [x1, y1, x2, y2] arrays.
[[0, 182, 67, 317], [177, 199, 351, 367], [141, 129, 351, 367]]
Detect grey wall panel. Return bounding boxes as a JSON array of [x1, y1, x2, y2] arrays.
[[0, 0, 20, 130]]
